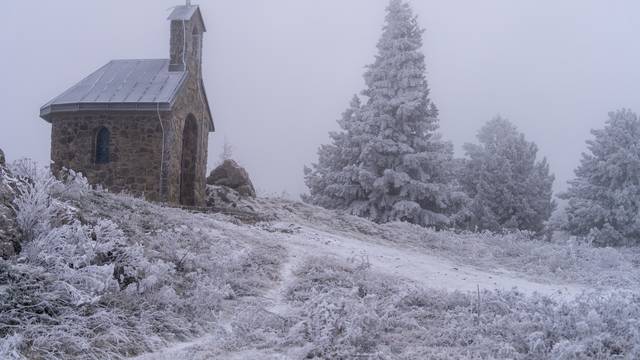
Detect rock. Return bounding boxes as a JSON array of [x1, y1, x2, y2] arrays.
[[0, 157, 21, 259], [206, 184, 243, 208], [205, 185, 275, 224], [207, 160, 256, 197], [0, 148, 5, 167]]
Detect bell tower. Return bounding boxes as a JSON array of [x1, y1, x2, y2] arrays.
[[168, 2, 206, 73]]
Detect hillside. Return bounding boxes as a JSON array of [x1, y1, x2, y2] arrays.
[[2, 162, 640, 359]]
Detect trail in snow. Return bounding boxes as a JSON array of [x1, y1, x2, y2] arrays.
[[130, 248, 301, 360], [282, 224, 584, 299], [263, 249, 301, 315], [130, 218, 587, 359]]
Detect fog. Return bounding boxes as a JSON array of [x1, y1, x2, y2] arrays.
[[2, 0, 640, 197]]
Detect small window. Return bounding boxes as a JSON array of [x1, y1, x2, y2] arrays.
[[192, 33, 201, 57], [95, 127, 110, 164]]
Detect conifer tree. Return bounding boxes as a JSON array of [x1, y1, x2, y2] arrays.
[[560, 109, 640, 246], [460, 117, 555, 233], [305, 0, 462, 227], [304, 96, 366, 209]]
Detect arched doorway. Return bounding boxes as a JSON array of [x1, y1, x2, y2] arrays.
[[180, 115, 198, 206]]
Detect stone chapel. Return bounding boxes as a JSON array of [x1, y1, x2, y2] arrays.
[[40, 3, 214, 206]]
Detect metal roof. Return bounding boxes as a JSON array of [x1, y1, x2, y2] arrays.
[[41, 59, 214, 131], [168, 5, 206, 31], [40, 59, 185, 118]]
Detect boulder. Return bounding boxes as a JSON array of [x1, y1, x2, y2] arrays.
[[207, 160, 256, 197], [0, 150, 21, 259]]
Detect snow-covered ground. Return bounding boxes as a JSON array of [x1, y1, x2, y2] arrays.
[[130, 224, 585, 359], [278, 224, 583, 298], [4, 172, 640, 359], [130, 197, 639, 359]]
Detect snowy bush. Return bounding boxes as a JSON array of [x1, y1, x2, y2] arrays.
[[10, 161, 67, 242], [236, 256, 640, 359], [561, 109, 640, 246], [0, 163, 285, 359]]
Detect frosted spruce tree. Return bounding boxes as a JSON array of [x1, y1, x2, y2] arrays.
[[305, 0, 462, 227], [460, 117, 555, 234], [303, 96, 367, 209], [560, 109, 640, 246]]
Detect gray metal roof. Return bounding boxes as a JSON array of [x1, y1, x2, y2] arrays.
[[168, 5, 206, 31], [41, 59, 187, 119], [41, 58, 215, 131]]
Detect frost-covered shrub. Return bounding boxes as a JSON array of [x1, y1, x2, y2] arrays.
[[227, 305, 288, 350], [279, 258, 400, 359], [1, 161, 285, 359], [411, 228, 640, 288], [10, 162, 67, 241], [54, 168, 92, 200], [259, 257, 640, 359], [0, 333, 24, 360]]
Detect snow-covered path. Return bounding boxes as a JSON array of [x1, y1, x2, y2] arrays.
[[131, 220, 587, 360], [281, 224, 584, 299]]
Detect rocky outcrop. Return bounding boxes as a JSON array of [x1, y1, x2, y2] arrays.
[[206, 160, 256, 197], [0, 149, 21, 259]]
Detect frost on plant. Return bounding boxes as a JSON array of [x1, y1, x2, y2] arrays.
[[305, 0, 464, 228], [561, 109, 640, 246]]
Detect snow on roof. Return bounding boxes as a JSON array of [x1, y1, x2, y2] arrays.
[[40, 59, 187, 121]]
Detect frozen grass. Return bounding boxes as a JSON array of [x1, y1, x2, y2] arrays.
[[3, 163, 640, 359], [255, 198, 640, 289], [229, 256, 640, 359], [0, 164, 285, 360]]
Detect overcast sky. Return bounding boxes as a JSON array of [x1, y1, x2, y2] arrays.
[[2, 0, 640, 197]]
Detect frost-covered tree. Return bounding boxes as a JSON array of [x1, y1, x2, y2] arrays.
[[304, 96, 367, 209], [560, 109, 640, 246], [305, 0, 462, 227], [219, 138, 234, 164], [460, 117, 555, 233]]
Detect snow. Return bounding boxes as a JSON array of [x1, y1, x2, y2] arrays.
[[5, 161, 640, 359], [126, 217, 609, 359], [280, 224, 583, 298], [304, 0, 462, 228], [562, 109, 640, 246], [461, 117, 555, 233]]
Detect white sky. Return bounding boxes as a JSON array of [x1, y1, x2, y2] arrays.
[[2, 0, 640, 197]]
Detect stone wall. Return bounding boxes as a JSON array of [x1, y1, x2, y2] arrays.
[[50, 112, 164, 201], [162, 13, 211, 206], [160, 73, 211, 206], [49, 96, 210, 206]]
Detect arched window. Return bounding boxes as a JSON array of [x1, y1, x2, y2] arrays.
[[95, 127, 110, 164]]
